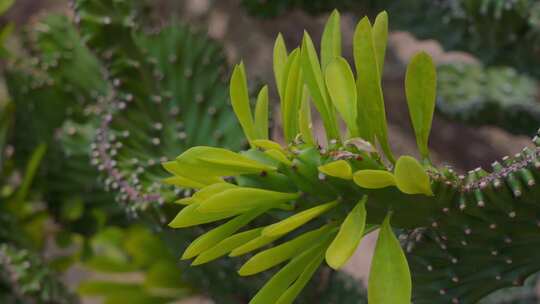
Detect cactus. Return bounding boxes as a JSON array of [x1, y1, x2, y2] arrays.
[[163, 10, 540, 304], [436, 63, 540, 136]]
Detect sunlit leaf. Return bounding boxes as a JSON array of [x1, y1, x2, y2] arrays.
[[273, 33, 288, 99], [162, 160, 223, 186], [326, 196, 367, 269], [254, 85, 269, 140], [321, 9, 341, 70], [262, 200, 338, 237], [251, 139, 284, 152], [265, 149, 292, 165], [353, 170, 395, 189], [368, 213, 411, 304], [168, 203, 239, 228], [318, 160, 352, 180], [325, 57, 358, 137], [162, 176, 207, 189], [405, 52, 437, 159], [372, 11, 388, 75], [394, 156, 433, 195], [229, 234, 281, 257], [230, 62, 256, 141], [197, 187, 300, 213], [192, 228, 263, 265]]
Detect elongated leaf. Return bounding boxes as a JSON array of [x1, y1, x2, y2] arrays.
[[273, 33, 288, 99], [262, 200, 338, 237], [251, 139, 284, 152], [182, 209, 263, 259], [162, 176, 207, 189], [300, 32, 340, 142], [405, 52, 437, 159], [275, 251, 325, 304], [239, 225, 333, 276], [162, 160, 223, 186], [189, 183, 238, 204], [192, 228, 262, 265], [282, 49, 302, 142], [368, 213, 411, 304], [168, 202, 239, 228], [265, 149, 292, 165], [325, 57, 358, 137], [318, 160, 352, 180], [254, 85, 269, 140], [326, 196, 367, 269], [372, 11, 388, 76], [353, 17, 394, 162], [353, 170, 395, 189], [321, 9, 341, 70], [197, 187, 300, 213], [230, 63, 256, 141], [394, 156, 433, 195], [298, 86, 315, 145], [14, 143, 47, 203], [229, 234, 280, 257]]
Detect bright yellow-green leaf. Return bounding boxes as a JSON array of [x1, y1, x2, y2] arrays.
[[192, 228, 262, 265], [273, 33, 288, 99], [262, 200, 338, 237], [321, 9, 341, 70], [282, 49, 302, 142], [197, 187, 300, 213], [251, 139, 284, 152], [239, 225, 333, 276], [300, 32, 340, 142], [174, 146, 276, 177], [372, 11, 388, 76], [325, 196, 367, 269], [353, 17, 394, 162], [168, 202, 238, 228], [230, 63, 256, 141], [182, 209, 263, 259], [368, 213, 411, 304], [275, 251, 325, 304], [405, 52, 437, 160], [325, 57, 358, 137], [249, 242, 325, 304], [161, 176, 207, 189], [162, 160, 223, 186], [394, 156, 433, 196], [190, 183, 238, 204], [318, 160, 352, 180], [298, 86, 315, 145], [265, 149, 292, 166], [254, 85, 269, 140], [229, 234, 280, 257], [353, 170, 395, 189]]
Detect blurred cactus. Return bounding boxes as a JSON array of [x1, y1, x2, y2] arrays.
[[436, 63, 540, 136], [163, 10, 540, 304]]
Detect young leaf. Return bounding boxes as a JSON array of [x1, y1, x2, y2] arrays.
[[273, 33, 288, 99], [262, 200, 338, 237], [251, 139, 284, 152], [405, 52, 437, 160], [188, 183, 238, 204], [326, 196, 367, 269], [230, 63, 256, 141], [254, 85, 269, 140], [162, 160, 223, 186], [325, 57, 359, 137], [162, 176, 208, 189], [182, 209, 263, 259], [394, 156, 433, 196], [353, 170, 396, 189], [372, 11, 388, 76], [282, 49, 302, 142], [298, 86, 315, 145], [368, 213, 411, 304], [353, 17, 394, 162], [321, 9, 341, 70], [239, 225, 333, 276], [318, 160, 352, 180], [275, 251, 325, 304], [229, 234, 281, 257], [192, 228, 263, 265], [168, 202, 239, 228], [197, 187, 300, 213]]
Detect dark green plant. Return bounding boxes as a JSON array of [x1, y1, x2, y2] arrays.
[[163, 10, 540, 304]]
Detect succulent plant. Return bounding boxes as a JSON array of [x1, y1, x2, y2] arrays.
[[436, 63, 540, 136], [163, 10, 540, 304]]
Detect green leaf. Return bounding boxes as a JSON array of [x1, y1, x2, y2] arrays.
[[239, 225, 333, 276], [353, 17, 394, 162], [276, 251, 325, 304], [262, 200, 338, 237], [229, 234, 281, 257], [192, 228, 263, 265], [273, 33, 288, 99], [318, 160, 352, 180], [197, 187, 300, 213], [394, 156, 433, 196], [298, 85, 315, 145], [321, 9, 341, 70], [182, 209, 264, 259], [353, 170, 395, 189], [325, 57, 358, 137], [162, 160, 223, 186], [230, 62, 256, 141], [161, 175, 211, 189], [368, 213, 411, 304], [265, 149, 292, 165], [188, 183, 239, 204], [254, 85, 269, 140], [282, 49, 302, 142], [405, 52, 437, 159], [14, 143, 47, 203], [301, 32, 340, 142], [326, 196, 367, 269], [168, 202, 239, 228], [372, 11, 388, 75]]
